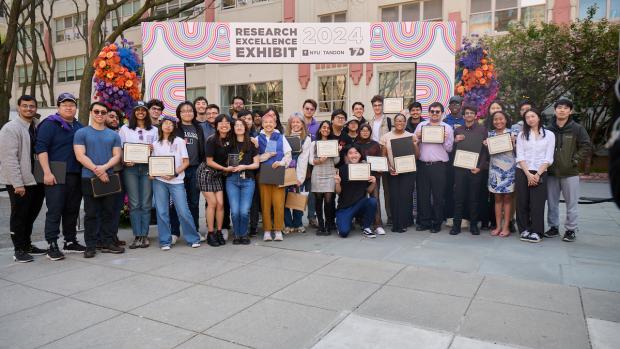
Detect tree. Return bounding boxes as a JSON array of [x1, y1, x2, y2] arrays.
[[488, 6, 619, 172]]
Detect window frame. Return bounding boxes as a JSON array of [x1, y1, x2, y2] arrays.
[[319, 11, 347, 22], [468, 0, 547, 36], [54, 13, 87, 43], [377, 66, 417, 110], [578, 0, 618, 20], [220, 80, 283, 114], [57, 56, 86, 83], [221, 0, 273, 11], [380, 0, 444, 22], [317, 71, 348, 115]]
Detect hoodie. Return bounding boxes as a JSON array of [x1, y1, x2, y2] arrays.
[[547, 118, 592, 177]]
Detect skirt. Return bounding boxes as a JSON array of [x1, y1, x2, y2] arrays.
[[197, 162, 224, 192]]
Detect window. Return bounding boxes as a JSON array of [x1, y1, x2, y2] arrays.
[[106, 0, 141, 30], [55, 13, 87, 42], [57, 56, 85, 83], [579, 0, 620, 19], [469, 0, 545, 36], [381, 0, 443, 21], [185, 87, 205, 102], [18, 23, 44, 49], [378, 69, 416, 109], [318, 74, 346, 113], [17, 65, 44, 86], [221, 80, 283, 113], [222, 0, 272, 11], [319, 12, 346, 22], [154, 0, 203, 19]]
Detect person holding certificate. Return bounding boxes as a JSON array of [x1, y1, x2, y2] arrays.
[[484, 110, 516, 237], [283, 113, 312, 234], [380, 113, 419, 233], [73, 102, 123, 258], [151, 115, 201, 250], [257, 111, 292, 241], [414, 102, 454, 233], [450, 105, 488, 236], [355, 124, 385, 234], [515, 109, 555, 243], [309, 121, 340, 235], [334, 144, 378, 238], [119, 101, 158, 249]]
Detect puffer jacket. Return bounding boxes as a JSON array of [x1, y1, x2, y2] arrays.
[[547, 118, 592, 177]]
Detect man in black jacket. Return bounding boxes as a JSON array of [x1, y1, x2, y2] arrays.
[[544, 98, 592, 242]]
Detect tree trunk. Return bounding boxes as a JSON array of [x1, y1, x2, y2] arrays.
[[0, 0, 27, 126]]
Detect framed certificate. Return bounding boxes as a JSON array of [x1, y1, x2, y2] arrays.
[[454, 150, 479, 170], [383, 97, 404, 114], [228, 153, 240, 167], [149, 156, 175, 176], [123, 143, 150, 163], [348, 163, 371, 181], [366, 156, 389, 172], [316, 140, 339, 158], [421, 125, 445, 144], [394, 155, 416, 173], [487, 133, 513, 155]]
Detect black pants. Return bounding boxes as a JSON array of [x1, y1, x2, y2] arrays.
[[82, 179, 116, 248], [223, 176, 231, 230], [388, 172, 415, 231], [44, 173, 82, 243], [250, 179, 260, 232], [417, 162, 447, 228], [453, 168, 483, 225], [314, 192, 335, 229], [444, 151, 456, 219], [515, 170, 547, 235], [7, 184, 45, 251], [477, 170, 494, 227]]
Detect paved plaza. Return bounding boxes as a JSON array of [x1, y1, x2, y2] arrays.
[[0, 181, 619, 349]]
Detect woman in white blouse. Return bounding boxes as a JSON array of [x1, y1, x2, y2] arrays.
[[515, 109, 555, 243]]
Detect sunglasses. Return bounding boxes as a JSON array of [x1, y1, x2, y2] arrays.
[[92, 110, 108, 115]]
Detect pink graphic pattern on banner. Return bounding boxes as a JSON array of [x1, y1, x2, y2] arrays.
[[142, 22, 231, 61], [416, 63, 451, 117], [369, 22, 456, 61], [148, 65, 185, 116]]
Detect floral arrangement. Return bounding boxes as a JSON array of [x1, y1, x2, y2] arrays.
[[455, 39, 499, 119], [93, 39, 142, 117]]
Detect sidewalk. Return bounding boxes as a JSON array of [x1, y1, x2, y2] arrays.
[[0, 182, 618, 348]]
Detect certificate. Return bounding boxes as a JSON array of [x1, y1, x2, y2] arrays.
[[228, 153, 240, 167], [348, 163, 371, 181], [149, 156, 175, 176], [123, 143, 150, 163], [366, 156, 389, 172], [487, 133, 513, 155], [454, 150, 479, 170], [421, 125, 445, 144], [394, 155, 416, 174], [383, 97, 404, 114], [316, 140, 339, 158]]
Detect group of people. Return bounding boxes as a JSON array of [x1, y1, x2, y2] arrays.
[[0, 90, 591, 263]]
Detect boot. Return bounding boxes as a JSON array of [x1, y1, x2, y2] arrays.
[[470, 221, 480, 235], [216, 230, 226, 245], [206, 232, 220, 247], [450, 219, 462, 235]]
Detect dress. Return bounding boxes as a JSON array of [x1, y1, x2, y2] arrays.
[[488, 129, 516, 193], [309, 141, 339, 193]]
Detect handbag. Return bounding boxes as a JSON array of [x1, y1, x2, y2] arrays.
[[285, 190, 308, 211]]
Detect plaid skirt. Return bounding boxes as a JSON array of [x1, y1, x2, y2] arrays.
[[197, 162, 224, 192]]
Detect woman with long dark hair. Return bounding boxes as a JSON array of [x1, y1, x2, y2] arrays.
[[355, 123, 385, 234], [515, 109, 555, 243]]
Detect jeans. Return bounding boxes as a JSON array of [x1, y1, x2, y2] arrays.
[[304, 178, 316, 220], [123, 164, 152, 237], [82, 179, 117, 248], [171, 165, 200, 236], [44, 173, 82, 243], [336, 197, 377, 238], [547, 175, 580, 231], [284, 184, 306, 228], [153, 179, 200, 246], [225, 173, 255, 237], [7, 184, 45, 251]]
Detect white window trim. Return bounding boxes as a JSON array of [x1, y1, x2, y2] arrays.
[[220, 80, 283, 112], [221, 0, 273, 12], [578, 0, 617, 20], [316, 68, 348, 116], [318, 11, 347, 22], [380, 1, 443, 22], [468, 0, 547, 36], [377, 67, 417, 105]]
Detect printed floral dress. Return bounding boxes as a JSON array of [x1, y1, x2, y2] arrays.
[[488, 129, 516, 193]]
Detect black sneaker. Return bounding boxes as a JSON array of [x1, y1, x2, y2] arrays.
[[362, 228, 376, 238], [232, 237, 241, 245], [249, 229, 257, 238], [563, 230, 576, 242], [47, 241, 65, 261], [63, 240, 86, 254], [27, 245, 48, 256], [416, 225, 431, 232], [14, 250, 34, 263], [129, 237, 142, 249], [526, 232, 542, 243], [101, 244, 125, 254], [543, 227, 560, 238], [84, 248, 96, 259], [240, 236, 251, 245]]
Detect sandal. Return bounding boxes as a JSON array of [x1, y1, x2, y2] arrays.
[[490, 229, 501, 236], [499, 230, 511, 237]]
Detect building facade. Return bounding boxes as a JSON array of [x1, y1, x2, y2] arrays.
[[8, 0, 620, 118]]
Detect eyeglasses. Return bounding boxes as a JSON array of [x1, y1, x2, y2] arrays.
[[92, 110, 108, 115], [372, 103, 383, 107], [429, 110, 442, 114], [20, 105, 37, 109]]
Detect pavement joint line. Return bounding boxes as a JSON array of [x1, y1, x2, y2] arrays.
[[579, 287, 594, 349], [143, 257, 251, 284], [170, 333, 204, 349], [382, 283, 475, 300], [447, 274, 486, 348], [200, 333, 257, 349], [306, 310, 353, 349]]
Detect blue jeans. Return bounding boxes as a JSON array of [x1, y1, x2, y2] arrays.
[[284, 188, 303, 228], [171, 165, 200, 236], [225, 173, 255, 237], [304, 178, 316, 220], [153, 180, 200, 246], [123, 164, 152, 237], [336, 197, 377, 238]]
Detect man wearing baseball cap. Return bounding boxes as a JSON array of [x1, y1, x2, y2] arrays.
[[35, 92, 87, 260]]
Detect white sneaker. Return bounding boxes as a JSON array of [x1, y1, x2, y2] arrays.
[[362, 228, 377, 238], [274, 231, 284, 241], [446, 218, 453, 227], [263, 231, 273, 241], [171, 235, 178, 246], [222, 229, 229, 240], [520, 230, 530, 241], [191, 242, 201, 248], [161, 245, 171, 251], [199, 233, 206, 242], [375, 227, 386, 235], [462, 219, 470, 229]]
